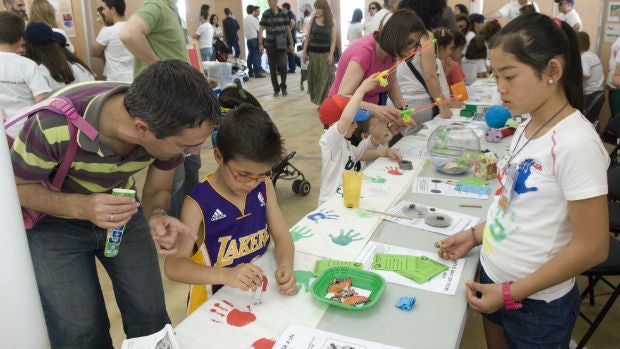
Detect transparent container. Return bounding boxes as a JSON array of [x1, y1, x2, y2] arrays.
[[427, 125, 480, 175]]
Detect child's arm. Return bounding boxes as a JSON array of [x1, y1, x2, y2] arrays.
[[164, 198, 264, 291], [264, 180, 298, 295], [336, 73, 379, 134], [359, 147, 402, 162]]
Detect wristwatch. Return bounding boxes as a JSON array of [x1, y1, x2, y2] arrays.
[[502, 282, 523, 310]]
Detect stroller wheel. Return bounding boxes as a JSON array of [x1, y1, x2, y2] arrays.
[[292, 179, 302, 194], [299, 180, 311, 196]]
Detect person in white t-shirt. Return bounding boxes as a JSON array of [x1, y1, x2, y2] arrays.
[[365, 0, 399, 33], [318, 74, 401, 206], [485, 0, 539, 21], [347, 9, 364, 44], [556, 0, 582, 32], [577, 32, 604, 123], [0, 11, 51, 137], [91, 0, 134, 82], [194, 4, 214, 62], [243, 5, 262, 77], [461, 35, 487, 85], [436, 14, 609, 349], [607, 36, 620, 118]]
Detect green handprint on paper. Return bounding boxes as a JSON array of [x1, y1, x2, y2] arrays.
[[290, 225, 314, 241], [329, 229, 363, 246], [365, 175, 386, 183], [294, 270, 313, 292], [352, 208, 374, 219]]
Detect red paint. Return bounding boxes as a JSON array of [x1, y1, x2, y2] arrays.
[[262, 275, 268, 291], [217, 300, 256, 327], [251, 338, 275, 349]]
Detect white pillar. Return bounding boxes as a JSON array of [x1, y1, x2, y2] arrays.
[[0, 125, 50, 348], [471, 0, 484, 15]]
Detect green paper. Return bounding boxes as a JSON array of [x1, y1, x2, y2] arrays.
[[457, 177, 488, 186], [312, 259, 364, 277], [372, 253, 449, 284]]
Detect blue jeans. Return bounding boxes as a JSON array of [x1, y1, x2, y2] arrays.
[[200, 47, 213, 62], [228, 40, 241, 58], [246, 38, 261, 76], [27, 211, 170, 348], [479, 266, 579, 349]]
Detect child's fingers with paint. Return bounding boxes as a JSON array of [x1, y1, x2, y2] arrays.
[[275, 266, 297, 295], [231, 263, 264, 291]]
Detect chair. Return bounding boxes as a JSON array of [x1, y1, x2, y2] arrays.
[[584, 90, 605, 127], [575, 166, 620, 349]]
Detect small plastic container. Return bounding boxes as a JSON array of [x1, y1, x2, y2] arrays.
[[202, 61, 232, 88], [310, 266, 385, 311]]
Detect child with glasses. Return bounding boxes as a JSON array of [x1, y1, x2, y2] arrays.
[[164, 104, 297, 315]]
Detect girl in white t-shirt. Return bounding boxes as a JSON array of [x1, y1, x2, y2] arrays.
[[461, 35, 487, 85], [435, 14, 609, 349]]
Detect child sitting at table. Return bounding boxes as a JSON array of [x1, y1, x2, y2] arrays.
[[318, 73, 402, 206], [164, 104, 297, 315]]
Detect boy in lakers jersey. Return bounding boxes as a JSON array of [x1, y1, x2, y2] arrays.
[[164, 104, 297, 314]]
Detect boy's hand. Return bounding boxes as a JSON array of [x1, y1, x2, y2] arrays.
[[149, 214, 197, 255], [384, 148, 403, 161], [275, 265, 298, 295], [228, 263, 264, 291], [359, 72, 380, 93]]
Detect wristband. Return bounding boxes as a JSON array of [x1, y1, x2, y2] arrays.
[[470, 227, 480, 246], [152, 208, 167, 217], [502, 282, 523, 310]]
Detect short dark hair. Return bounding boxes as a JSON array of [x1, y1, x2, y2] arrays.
[[224, 8, 231, 16], [124, 60, 220, 138], [465, 35, 487, 60], [216, 104, 284, 166], [351, 8, 363, 23], [102, 0, 125, 17], [469, 13, 484, 25], [432, 27, 454, 48], [0, 11, 25, 44], [576, 31, 590, 52], [200, 4, 209, 19], [451, 29, 466, 49], [282, 3, 291, 11], [375, 9, 427, 58], [455, 4, 469, 15], [246, 4, 254, 14]]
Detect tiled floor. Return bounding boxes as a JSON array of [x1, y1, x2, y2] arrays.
[[100, 71, 620, 348]]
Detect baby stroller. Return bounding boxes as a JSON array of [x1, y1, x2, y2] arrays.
[[216, 79, 311, 196], [213, 39, 250, 82]]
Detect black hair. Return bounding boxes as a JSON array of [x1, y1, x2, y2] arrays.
[[351, 8, 363, 23], [124, 60, 220, 138], [210, 14, 219, 26], [469, 13, 484, 25], [576, 31, 590, 53], [368, 2, 382, 12], [398, 0, 447, 30], [0, 11, 24, 44], [224, 8, 231, 16], [432, 27, 454, 48], [451, 29, 466, 49], [304, 9, 310, 17], [454, 4, 469, 15], [455, 14, 470, 35], [375, 9, 427, 58], [200, 4, 209, 20], [519, 4, 536, 15], [489, 13, 583, 111], [246, 4, 254, 14], [465, 35, 486, 60], [282, 3, 291, 11], [216, 104, 284, 166], [102, 0, 125, 17]]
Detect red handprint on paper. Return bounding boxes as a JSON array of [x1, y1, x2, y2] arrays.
[[210, 299, 256, 327], [385, 166, 403, 175], [251, 338, 276, 349]]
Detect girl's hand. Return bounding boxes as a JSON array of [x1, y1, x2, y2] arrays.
[[275, 266, 298, 295], [303, 53, 308, 63], [438, 103, 453, 119], [227, 263, 264, 291], [327, 55, 333, 66], [465, 281, 504, 314], [434, 229, 476, 260]]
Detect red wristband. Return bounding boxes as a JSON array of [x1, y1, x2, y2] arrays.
[[502, 282, 523, 310]]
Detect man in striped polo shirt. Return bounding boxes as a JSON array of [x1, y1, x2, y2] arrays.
[[10, 60, 219, 348], [259, 0, 294, 97]]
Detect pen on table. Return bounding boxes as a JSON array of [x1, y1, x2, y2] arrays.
[[364, 208, 412, 220], [251, 275, 267, 310], [459, 204, 483, 208]]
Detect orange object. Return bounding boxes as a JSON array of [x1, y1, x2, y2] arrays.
[[450, 81, 468, 101]]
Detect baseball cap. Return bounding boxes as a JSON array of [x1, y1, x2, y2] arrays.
[[555, 0, 574, 4], [24, 22, 55, 45], [318, 95, 371, 125], [52, 31, 69, 49]]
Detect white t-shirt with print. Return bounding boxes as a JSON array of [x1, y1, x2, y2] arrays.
[[581, 51, 604, 95], [96, 22, 134, 82], [0, 52, 51, 137], [498, 0, 540, 20], [318, 124, 370, 206], [480, 110, 608, 302]]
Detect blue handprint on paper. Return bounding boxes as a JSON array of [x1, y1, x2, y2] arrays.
[[329, 229, 363, 246], [289, 225, 314, 241], [514, 158, 538, 195], [306, 209, 339, 223]]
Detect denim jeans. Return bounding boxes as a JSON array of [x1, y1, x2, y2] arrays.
[[200, 47, 213, 62], [27, 211, 170, 348], [246, 38, 261, 76], [228, 40, 241, 58], [479, 266, 579, 349]]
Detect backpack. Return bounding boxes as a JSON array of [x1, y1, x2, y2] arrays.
[[4, 82, 121, 228]]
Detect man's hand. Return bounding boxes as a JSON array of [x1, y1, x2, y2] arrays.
[[84, 193, 140, 229], [149, 214, 197, 255]]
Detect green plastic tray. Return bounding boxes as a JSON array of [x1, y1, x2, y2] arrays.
[[310, 266, 386, 311]]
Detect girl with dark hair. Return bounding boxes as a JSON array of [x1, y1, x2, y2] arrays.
[[436, 14, 609, 349], [454, 3, 468, 15], [347, 9, 363, 44], [327, 9, 426, 126]]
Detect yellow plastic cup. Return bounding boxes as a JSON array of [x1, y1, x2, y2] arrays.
[[342, 171, 364, 208]]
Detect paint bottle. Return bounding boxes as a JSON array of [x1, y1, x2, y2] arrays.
[[104, 188, 136, 257]]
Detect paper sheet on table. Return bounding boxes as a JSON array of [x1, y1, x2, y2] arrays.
[[274, 323, 403, 349], [412, 176, 490, 199], [174, 248, 327, 349], [356, 241, 465, 295], [120, 324, 180, 349], [372, 253, 449, 284], [383, 200, 481, 236]]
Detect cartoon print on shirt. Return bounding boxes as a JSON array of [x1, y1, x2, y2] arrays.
[[344, 156, 362, 171], [514, 158, 539, 195]]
